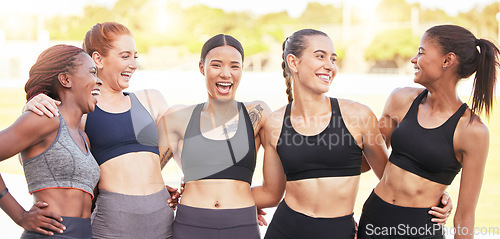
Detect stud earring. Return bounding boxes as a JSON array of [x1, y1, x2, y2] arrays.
[[442, 65, 447, 70]]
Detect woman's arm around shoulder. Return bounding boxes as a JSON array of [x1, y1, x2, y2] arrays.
[[251, 107, 286, 210], [379, 87, 425, 147], [243, 100, 271, 152], [338, 99, 388, 179], [134, 89, 169, 124], [158, 104, 196, 168], [453, 113, 489, 238]]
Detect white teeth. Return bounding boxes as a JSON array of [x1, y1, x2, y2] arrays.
[[318, 75, 330, 81], [122, 73, 132, 77], [216, 82, 232, 86], [414, 69, 420, 73], [91, 90, 100, 96]]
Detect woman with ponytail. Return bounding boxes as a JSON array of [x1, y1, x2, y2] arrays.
[[357, 24, 499, 238], [0, 44, 102, 238], [251, 29, 452, 238]]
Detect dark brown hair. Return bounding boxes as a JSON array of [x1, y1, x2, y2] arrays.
[[200, 34, 244, 64], [426, 24, 499, 118]]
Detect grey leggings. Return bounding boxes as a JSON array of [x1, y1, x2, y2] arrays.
[[173, 204, 260, 239], [91, 188, 174, 239], [21, 216, 92, 239]]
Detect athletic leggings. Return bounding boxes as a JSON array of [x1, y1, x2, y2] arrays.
[[264, 200, 356, 239], [357, 191, 444, 239], [173, 204, 260, 239], [20, 216, 91, 239], [91, 188, 174, 239]]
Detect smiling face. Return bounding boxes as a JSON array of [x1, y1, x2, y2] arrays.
[[292, 35, 337, 95], [200, 45, 243, 101], [411, 33, 447, 85], [97, 34, 137, 91], [69, 53, 102, 113]]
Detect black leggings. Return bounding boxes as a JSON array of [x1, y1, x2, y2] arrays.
[[173, 204, 260, 239], [264, 200, 356, 239], [357, 191, 444, 239], [20, 216, 91, 239]]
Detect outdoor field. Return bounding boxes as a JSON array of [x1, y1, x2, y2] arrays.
[[0, 71, 499, 237]]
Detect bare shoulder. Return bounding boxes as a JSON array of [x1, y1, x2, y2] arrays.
[[457, 111, 489, 142], [243, 100, 271, 114], [133, 89, 167, 107], [243, 100, 272, 131], [386, 87, 424, 108], [337, 98, 375, 119], [165, 104, 197, 121], [264, 105, 287, 131]]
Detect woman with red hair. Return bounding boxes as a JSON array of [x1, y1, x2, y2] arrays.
[[0, 44, 102, 238], [24, 22, 179, 238]]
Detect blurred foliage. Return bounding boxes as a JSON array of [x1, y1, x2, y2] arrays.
[[376, 0, 414, 22], [36, 0, 500, 70], [365, 29, 419, 67]]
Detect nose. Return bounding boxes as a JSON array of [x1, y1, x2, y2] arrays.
[[220, 66, 231, 78], [410, 55, 417, 64], [324, 59, 334, 71], [95, 76, 103, 86], [129, 58, 138, 70]]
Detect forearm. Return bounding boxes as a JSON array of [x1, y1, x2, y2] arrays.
[[0, 177, 26, 226], [252, 185, 282, 209], [454, 214, 475, 238]]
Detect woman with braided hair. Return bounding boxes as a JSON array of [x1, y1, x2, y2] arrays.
[[251, 29, 453, 238], [0, 44, 102, 238], [23, 22, 180, 239]]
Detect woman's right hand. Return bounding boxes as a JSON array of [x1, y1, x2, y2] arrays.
[[23, 93, 60, 118], [20, 201, 65, 236]]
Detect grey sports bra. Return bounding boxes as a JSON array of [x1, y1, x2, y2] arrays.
[[23, 115, 100, 198]]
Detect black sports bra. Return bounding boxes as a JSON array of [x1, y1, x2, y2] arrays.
[[389, 89, 465, 185], [181, 102, 256, 184], [277, 98, 363, 181]]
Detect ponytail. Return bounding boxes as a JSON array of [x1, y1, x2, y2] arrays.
[[472, 38, 499, 118]]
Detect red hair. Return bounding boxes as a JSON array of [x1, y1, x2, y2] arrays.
[[25, 44, 85, 101], [83, 22, 131, 57]]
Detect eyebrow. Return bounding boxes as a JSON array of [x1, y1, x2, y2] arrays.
[[314, 49, 337, 57], [209, 59, 241, 65], [119, 51, 137, 55]]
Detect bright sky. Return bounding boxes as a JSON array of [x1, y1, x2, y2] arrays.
[[2, 0, 498, 17]]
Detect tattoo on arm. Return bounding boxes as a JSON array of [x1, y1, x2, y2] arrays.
[[160, 148, 173, 169], [248, 104, 264, 130]]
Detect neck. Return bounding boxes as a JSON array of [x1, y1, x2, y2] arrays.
[[292, 80, 330, 116], [57, 104, 83, 129], [204, 98, 238, 127], [421, 78, 462, 112]]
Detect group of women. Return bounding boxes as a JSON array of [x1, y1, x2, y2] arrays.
[[0, 21, 497, 239]]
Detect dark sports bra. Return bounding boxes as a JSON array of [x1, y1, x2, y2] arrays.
[[389, 89, 466, 185], [85, 92, 159, 166], [181, 102, 256, 184], [277, 98, 363, 181]]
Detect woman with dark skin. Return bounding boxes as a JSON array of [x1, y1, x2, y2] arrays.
[[24, 22, 179, 239], [357, 25, 499, 238], [163, 34, 271, 239], [252, 29, 452, 239], [0, 44, 102, 238]]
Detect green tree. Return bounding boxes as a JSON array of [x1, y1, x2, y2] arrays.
[[364, 29, 419, 68], [299, 2, 342, 25]]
